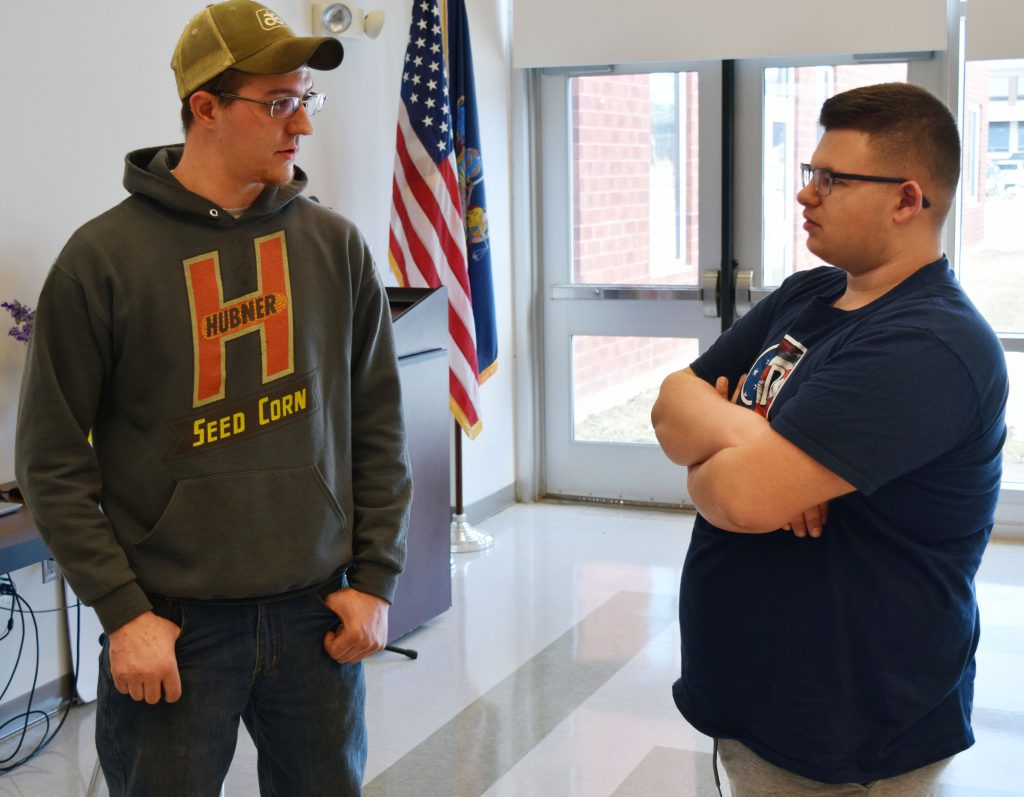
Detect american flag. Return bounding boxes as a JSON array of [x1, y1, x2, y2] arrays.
[[388, 0, 482, 438]]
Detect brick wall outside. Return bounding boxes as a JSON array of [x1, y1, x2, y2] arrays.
[[572, 74, 653, 285], [570, 74, 700, 424]]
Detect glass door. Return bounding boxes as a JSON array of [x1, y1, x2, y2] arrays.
[[539, 64, 722, 503], [536, 52, 1024, 525]]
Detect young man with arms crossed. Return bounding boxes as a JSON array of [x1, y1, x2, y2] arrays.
[[652, 83, 1007, 795]]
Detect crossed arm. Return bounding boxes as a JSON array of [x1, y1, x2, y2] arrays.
[[651, 368, 855, 535]]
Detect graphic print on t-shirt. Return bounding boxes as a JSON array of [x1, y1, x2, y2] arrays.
[[741, 334, 808, 418]]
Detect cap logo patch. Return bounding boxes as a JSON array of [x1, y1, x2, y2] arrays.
[[256, 8, 286, 30]]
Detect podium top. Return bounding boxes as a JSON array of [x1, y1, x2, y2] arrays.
[[385, 286, 448, 359], [387, 286, 444, 322]]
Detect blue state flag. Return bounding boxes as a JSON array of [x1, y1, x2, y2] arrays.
[[446, 0, 498, 382]]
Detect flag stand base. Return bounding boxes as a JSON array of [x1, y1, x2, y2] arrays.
[[450, 513, 493, 553], [450, 419, 492, 553]]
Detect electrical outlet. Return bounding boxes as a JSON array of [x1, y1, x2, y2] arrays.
[[41, 559, 59, 584]]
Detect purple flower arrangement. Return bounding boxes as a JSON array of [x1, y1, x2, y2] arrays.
[[2, 300, 34, 344]]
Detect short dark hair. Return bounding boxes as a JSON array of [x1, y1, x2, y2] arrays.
[[180, 68, 250, 133], [819, 83, 960, 219]]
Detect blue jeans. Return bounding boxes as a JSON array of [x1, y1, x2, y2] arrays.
[[96, 579, 367, 797]]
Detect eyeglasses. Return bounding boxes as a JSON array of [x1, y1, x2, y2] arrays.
[[216, 91, 327, 119], [800, 163, 930, 209]]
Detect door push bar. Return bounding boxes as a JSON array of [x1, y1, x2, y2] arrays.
[[701, 269, 773, 320], [733, 270, 772, 317], [550, 285, 701, 301]]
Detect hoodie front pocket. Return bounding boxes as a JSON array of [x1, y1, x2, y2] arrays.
[[134, 464, 348, 598]]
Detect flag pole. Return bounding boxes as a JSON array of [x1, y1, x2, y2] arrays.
[[445, 0, 493, 553], [450, 419, 493, 552], [390, 0, 494, 552]]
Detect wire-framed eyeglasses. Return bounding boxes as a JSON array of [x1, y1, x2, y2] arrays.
[[216, 91, 327, 119], [800, 163, 930, 209]]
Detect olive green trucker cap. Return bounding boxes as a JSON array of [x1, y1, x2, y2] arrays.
[[171, 0, 344, 99]]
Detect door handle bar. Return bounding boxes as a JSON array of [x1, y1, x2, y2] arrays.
[[734, 270, 772, 317], [550, 285, 702, 301]]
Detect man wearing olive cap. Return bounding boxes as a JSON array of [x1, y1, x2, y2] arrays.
[[15, 2, 411, 794]]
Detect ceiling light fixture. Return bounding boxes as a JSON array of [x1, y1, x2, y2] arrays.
[[312, 3, 385, 40]]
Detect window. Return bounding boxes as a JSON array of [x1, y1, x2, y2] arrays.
[[566, 72, 702, 451], [572, 335, 698, 444], [570, 72, 699, 286], [988, 121, 1010, 153], [959, 59, 1024, 484]]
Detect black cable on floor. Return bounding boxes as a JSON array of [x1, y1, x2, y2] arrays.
[[0, 575, 82, 774], [0, 576, 17, 642]]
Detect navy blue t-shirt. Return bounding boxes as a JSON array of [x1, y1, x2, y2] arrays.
[[674, 258, 1008, 783]]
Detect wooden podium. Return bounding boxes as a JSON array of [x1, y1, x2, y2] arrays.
[[385, 286, 452, 642]]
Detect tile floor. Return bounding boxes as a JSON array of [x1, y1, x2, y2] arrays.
[[0, 502, 1022, 796]]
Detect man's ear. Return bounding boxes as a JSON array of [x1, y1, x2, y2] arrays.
[[189, 91, 219, 127], [893, 181, 927, 224]]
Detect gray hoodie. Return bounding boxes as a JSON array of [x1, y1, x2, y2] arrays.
[[15, 145, 411, 632]]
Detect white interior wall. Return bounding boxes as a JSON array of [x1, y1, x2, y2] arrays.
[[0, 0, 514, 698]]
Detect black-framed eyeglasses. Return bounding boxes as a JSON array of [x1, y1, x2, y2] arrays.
[[800, 163, 930, 209], [216, 91, 327, 119]]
